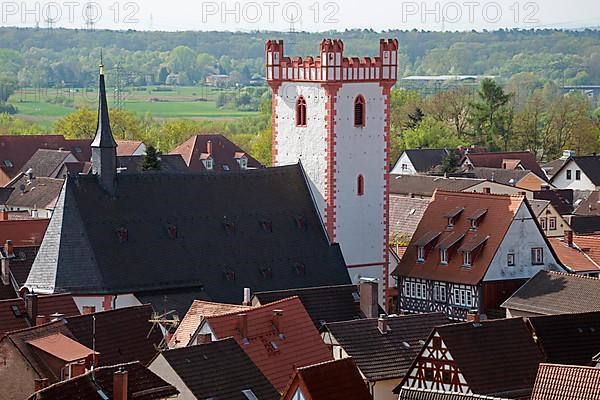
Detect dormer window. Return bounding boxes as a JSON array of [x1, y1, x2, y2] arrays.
[[447, 217, 454, 227], [238, 156, 248, 170], [354, 95, 365, 127], [296, 96, 307, 127], [463, 251, 472, 267], [444, 207, 464, 228], [3, 160, 13, 168], [469, 209, 487, 231], [417, 246, 425, 262], [203, 158, 214, 170], [440, 248, 448, 264]]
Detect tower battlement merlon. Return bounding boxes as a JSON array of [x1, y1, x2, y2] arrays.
[[265, 38, 398, 84]]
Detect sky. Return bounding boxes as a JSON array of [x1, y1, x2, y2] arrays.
[[1, 0, 599, 32]]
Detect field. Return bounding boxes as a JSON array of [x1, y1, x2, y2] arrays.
[[7, 85, 260, 129]]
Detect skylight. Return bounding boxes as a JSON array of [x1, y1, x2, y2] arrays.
[[3, 160, 13, 168], [242, 389, 259, 400]]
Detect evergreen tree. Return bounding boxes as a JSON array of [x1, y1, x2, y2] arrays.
[[407, 107, 425, 129], [140, 145, 161, 171], [440, 152, 459, 174]]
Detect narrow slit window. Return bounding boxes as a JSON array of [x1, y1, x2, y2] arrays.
[[357, 175, 365, 196], [296, 96, 307, 127], [354, 95, 365, 127]]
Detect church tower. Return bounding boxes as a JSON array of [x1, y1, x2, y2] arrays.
[[266, 39, 398, 306], [91, 60, 117, 194]]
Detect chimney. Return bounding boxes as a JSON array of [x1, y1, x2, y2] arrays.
[[238, 313, 248, 339], [26, 293, 38, 323], [82, 306, 96, 315], [272, 309, 283, 333], [242, 287, 251, 306], [377, 314, 389, 335], [207, 140, 213, 155], [113, 369, 128, 400], [565, 230, 574, 248], [34, 378, 49, 392], [197, 333, 212, 344], [70, 362, 86, 378], [359, 280, 379, 319], [35, 315, 48, 326], [466, 310, 480, 323], [1, 209, 7, 220], [1, 240, 14, 286]]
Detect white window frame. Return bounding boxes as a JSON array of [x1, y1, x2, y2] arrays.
[[532, 247, 544, 265], [203, 158, 214, 170], [507, 253, 515, 266], [540, 217, 546, 230], [238, 157, 248, 170], [463, 251, 472, 267], [549, 217, 557, 231], [440, 248, 448, 265], [417, 246, 425, 262]]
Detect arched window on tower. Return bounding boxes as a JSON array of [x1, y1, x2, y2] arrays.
[[296, 96, 307, 127], [357, 175, 365, 196], [354, 95, 365, 127]]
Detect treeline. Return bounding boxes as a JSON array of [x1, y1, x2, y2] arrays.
[[391, 78, 600, 162], [1, 28, 600, 90]]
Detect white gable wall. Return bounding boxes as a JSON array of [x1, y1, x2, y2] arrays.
[[148, 354, 197, 400], [391, 152, 416, 174], [484, 203, 563, 282], [551, 159, 598, 191]]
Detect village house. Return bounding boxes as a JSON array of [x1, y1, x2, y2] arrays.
[[550, 155, 600, 191], [170, 133, 262, 172], [396, 317, 545, 398], [23, 64, 351, 314], [466, 167, 549, 191], [1, 172, 64, 219], [28, 361, 178, 400], [394, 190, 565, 321], [280, 358, 373, 400], [0, 304, 163, 400], [321, 312, 450, 400], [530, 363, 600, 400], [194, 296, 332, 391], [150, 338, 279, 400], [528, 199, 570, 238], [541, 150, 576, 179], [502, 271, 600, 318], [391, 149, 449, 175], [460, 151, 547, 181]]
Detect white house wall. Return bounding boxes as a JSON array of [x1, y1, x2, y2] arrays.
[[551, 160, 598, 190], [149, 354, 197, 400], [391, 152, 416, 174], [74, 294, 142, 313], [484, 203, 563, 282]]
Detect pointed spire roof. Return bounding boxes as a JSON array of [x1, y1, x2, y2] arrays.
[[91, 58, 117, 148]]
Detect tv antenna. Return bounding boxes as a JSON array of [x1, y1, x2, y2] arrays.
[[84, 0, 96, 31]]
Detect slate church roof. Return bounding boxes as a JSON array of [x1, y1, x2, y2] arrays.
[[25, 164, 349, 301]]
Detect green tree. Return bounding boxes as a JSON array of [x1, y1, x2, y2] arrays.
[[139, 145, 161, 171], [440, 152, 459, 174], [53, 108, 143, 140], [251, 128, 272, 167], [470, 78, 512, 149], [167, 46, 196, 75], [402, 116, 464, 149]]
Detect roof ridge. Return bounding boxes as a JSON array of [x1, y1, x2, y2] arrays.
[[65, 304, 151, 320], [539, 362, 600, 370], [547, 270, 600, 281], [434, 189, 525, 200], [254, 284, 355, 295], [205, 296, 301, 320], [296, 356, 352, 371]]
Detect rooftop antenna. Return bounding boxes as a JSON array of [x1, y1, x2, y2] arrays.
[[91, 314, 97, 380]]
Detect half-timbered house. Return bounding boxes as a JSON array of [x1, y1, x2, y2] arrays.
[[393, 190, 566, 320]]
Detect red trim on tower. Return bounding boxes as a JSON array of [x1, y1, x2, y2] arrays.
[[380, 81, 394, 311], [323, 83, 341, 243], [269, 81, 282, 166]]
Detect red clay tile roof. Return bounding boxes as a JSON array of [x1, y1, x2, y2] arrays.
[[28, 361, 178, 400], [65, 305, 163, 367], [573, 234, 600, 265], [115, 140, 144, 156], [394, 190, 524, 285], [0, 219, 49, 246], [26, 332, 96, 362], [399, 388, 510, 400], [282, 358, 372, 400], [203, 296, 332, 391], [531, 363, 600, 400], [548, 238, 600, 273], [169, 300, 250, 348], [463, 151, 546, 179], [502, 271, 600, 315], [170, 134, 263, 172], [0, 135, 91, 180], [0, 298, 29, 335]]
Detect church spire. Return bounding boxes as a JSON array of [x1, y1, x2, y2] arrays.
[[91, 57, 117, 194]]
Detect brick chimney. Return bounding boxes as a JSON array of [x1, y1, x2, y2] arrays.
[[34, 378, 49, 392], [82, 306, 96, 315], [207, 140, 213, 156], [197, 333, 212, 344], [377, 314, 389, 335], [272, 309, 283, 333], [26, 293, 39, 323], [238, 313, 248, 339], [565, 230, 574, 248], [113, 369, 128, 400], [36, 315, 48, 326], [466, 310, 480, 323], [1, 240, 14, 286], [1, 209, 8, 220], [359, 280, 379, 319]]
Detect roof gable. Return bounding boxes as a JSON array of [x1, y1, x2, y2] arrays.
[[394, 191, 524, 285], [404, 149, 449, 173], [463, 152, 546, 179], [203, 296, 332, 390]]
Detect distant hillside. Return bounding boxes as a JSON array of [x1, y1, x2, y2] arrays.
[[0, 28, 599, 87]]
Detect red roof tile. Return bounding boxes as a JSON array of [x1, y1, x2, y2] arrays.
[[394, 190, 524, 285], [573, 234, 600, 265], [463, 151, 546, 179], [0, 219, 49, 246], [26, 332, 97, 362], [171, 134, 263, 172], [531, 363, 600, 400], [203, 296, 332, 391], [282, 358, 372, 400], [548, 238, 600, 273], [0, 298, 28, 335], [115, 140, 144, 156]]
